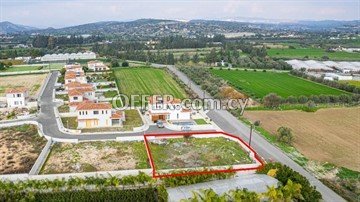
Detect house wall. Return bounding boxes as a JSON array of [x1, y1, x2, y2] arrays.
[[69, 95, 83, 103], [6, 92, 27, 108], [77, 109, 111, 128], [148, 103, 191, 121]]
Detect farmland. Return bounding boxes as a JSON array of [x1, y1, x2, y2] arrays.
[[113, 67, 187, 99], [267, 47, 360, 61], [0, 73, 47, 97], [148, 137, 252, 170], [339, 80, 360, 87], [211, 69, 348, 98], [41, 141, 149, 174], [2, 63, 65, 72], [243, 107, 360, 171], [0, 125, 47, 174]]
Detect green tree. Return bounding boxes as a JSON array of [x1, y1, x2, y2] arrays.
[[277, 126, 293, 145], [263, 93, 281, 108], [192, 53, 200, 64]]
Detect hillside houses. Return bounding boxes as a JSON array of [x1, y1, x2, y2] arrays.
[[60, 63, 125, 129]]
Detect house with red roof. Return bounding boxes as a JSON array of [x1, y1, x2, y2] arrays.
[[76, 102, 124, 128], [148, 95, 191, 122], [5, 87, 29, 108], [87, 60, 109, 71]]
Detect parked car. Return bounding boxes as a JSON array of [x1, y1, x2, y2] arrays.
[[157, 120, 164, 128]]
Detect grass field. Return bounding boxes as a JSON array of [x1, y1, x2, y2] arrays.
[[339, 80, 360, 87], [244, 107, 360, 171], [148, 137, 252, 170], [3, 63, 65, 72], [113, 67, 187, 99], [41, 141, 149, 174], [0, 74, 47, 97], [211, 69, 348, 98], [268, 47, 360, 61]]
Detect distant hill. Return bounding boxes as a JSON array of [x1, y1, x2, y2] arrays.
[[0, 21, 38, 34], [1, 18, 358, 35]]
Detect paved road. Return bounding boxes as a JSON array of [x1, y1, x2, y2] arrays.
[[163, 64, 345, 202], [34, 71, 175, 140]]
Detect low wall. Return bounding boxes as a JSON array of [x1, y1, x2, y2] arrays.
[[164, 123, 215, 131], [54, 107, 81, 134], [95, 88, 118, 92], [29, 140, 53, 175]]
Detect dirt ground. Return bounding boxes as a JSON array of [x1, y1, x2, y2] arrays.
[[149, 137, 252, 170], [0, 125, 47, 174], [243, 107, 360, 171], [0, 74, 47, 97], [41, 141, 149, 174]]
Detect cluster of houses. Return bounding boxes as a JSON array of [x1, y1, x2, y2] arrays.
[[62, 62, 125, 129]]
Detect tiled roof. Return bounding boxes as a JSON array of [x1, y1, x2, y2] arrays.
[[65, 71, 76, 79], [111, 111, 123, 119], [76, 102, 112, 110], [65, 82, 93, 89], [68, 87, 94, 96], [5, 87, 28, 94], [69, 100, 93, 107]]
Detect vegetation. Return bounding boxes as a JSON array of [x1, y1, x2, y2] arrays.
[[277, 126, 294, 145], [103, 90, 118, 98], [211, 69, 349, 99], [257, 162, 322, 201], [268, 47, 360, 61], [182, 179, 303, 202], [113, 67, 187, 102], [122, 109, 143, 131], [61, 117, 78, 129], [162, 169, 236, 187], [149, 137, 252, 170], [194, 119, 207, 125]]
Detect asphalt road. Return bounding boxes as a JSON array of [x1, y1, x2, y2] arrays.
[[163, 64, 345, 202]]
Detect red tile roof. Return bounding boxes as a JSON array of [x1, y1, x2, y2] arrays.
[[65, 82, 93, 89], [68, 87, 94, 96], [5, 87, 28, 94], [76, 102, 112, 110], [148, 95, 181, 105], [111, 111, 123, 119]]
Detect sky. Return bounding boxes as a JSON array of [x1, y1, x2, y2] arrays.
[[1, 0, 359, 28]]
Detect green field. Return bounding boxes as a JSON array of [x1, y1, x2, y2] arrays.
[[211, 69, 349, 98], [268, 47, 360, 61], [3, 63, 65, 72], [113, 67, 187, 99], [339, 80, 360, 87]]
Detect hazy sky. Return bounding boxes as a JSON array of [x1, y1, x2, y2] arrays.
[[1, 0, 359, 28]]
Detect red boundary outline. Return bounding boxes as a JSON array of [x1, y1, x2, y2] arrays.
[[143, 131, 264, 178]]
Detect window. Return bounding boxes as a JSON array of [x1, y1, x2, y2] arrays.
[[94, 111, 99, 115], [102, 110, 104, 114], [73, 97, 78, 100], [79, 112, 81, 115], [86, 111, 88, 115], [14, 101, 19, 105], [177, 113, 179, 119], [17, 94, 21, 97]]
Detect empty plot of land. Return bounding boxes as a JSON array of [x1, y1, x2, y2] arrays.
[[211, 69, 348, 98], [41, 141, 149, 174], [148, 137, 252, 170], [114, 68, 187, 99], [0, 74, 47, 96], [243, 107, 360, 171], [0, 125, 47, 174]]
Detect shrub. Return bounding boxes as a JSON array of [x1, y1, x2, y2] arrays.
[[122, 61, 129, 67], [263, 93, 281, 108], [257, 162, 322, 201], [277, 126, 293, 145]]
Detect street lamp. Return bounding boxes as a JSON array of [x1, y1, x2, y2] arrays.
[[249, 120, 260, 147]]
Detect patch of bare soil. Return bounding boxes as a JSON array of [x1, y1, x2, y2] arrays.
[[0, 74, 47, 97], [41, 141, 147, 174], [243, 107, 360, 171], [0, 125, 46, 174]]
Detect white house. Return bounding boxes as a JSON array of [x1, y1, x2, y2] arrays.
[[76, 102, 124, 128], [65, 71, 87, 84], [65, 63, 83, 73], [68, 87, 96, 103], [147, 95, 191, 122], [5, 87, 29, 108], [87, 60, 109, 71]]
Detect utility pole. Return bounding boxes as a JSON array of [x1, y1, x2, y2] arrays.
[[249, 124, 253, 147]]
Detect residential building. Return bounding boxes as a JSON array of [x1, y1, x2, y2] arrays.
[[87, 60, 109, 71], [76, 102, 124, 128], [64, 71, 87, 84], [5, 87, 29, 108], [147, 95, 191, 122], [65, 63, 83, 73], [68, 87, 96, 103]]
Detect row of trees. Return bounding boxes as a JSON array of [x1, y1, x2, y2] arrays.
[[32, 35, 104, 49], [291, 69, 360, 94], [263, 93, 360, 108]]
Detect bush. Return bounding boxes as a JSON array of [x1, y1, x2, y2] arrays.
[[277, 126, 293, 145], [257, 162, 322, 201], [263, 93, 281, 108], [122, 61, 129, 67]]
